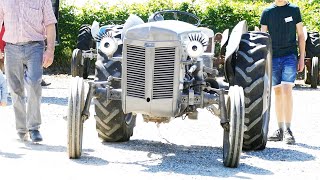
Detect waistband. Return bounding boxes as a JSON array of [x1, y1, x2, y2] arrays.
[[7, 41, 44, 46]]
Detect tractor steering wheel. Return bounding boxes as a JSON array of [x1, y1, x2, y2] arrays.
[[151, 10, 201, 26]]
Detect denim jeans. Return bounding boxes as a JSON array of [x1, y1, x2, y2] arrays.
[[0, 70, 7, 104], [4, 41, 44, 133], [272, 54, 297, 87]]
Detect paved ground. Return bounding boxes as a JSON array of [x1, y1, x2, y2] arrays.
[[0, 75, 319, 180]]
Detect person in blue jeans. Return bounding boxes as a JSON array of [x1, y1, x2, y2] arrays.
[[260, 0, 305, 144], [0, 69, 7, 106], [0, 0, 57, 142]]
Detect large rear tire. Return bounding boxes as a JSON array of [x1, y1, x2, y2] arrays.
[[67, 76, 85, 159], [223, 85, 245, 168], [306, 32, 320, 59], [77, 25, 94, 51], [232, 31, 272, 151], [311, 56, 319, 88], [75, 24, 94, 79], [94, 52, 136, 142]]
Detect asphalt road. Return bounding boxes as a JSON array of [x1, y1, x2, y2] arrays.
[[0, 75, 319, 180]]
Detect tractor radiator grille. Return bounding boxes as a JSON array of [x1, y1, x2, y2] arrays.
[[126, 45, 145, 99], [153, 47, 175, 99]]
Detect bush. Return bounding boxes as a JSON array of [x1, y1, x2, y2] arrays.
[[52, 0, 320, 73]]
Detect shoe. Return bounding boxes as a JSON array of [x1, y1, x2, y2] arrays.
[[29, 130, 43, 142], [284, 128, 295, 145], [18, 132, 28, 141], [268, 129, 283, 141], [41, 79, 51, 86]]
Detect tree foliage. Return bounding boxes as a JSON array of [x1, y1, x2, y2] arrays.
[[52, 0, 320, 73]]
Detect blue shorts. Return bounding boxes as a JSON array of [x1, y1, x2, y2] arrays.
[[272, 54, 297, 86]]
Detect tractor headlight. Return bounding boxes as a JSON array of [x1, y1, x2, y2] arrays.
[[186, 32, 209, 58], [187, 41, 204, 58], [100, 37, 118, 57]]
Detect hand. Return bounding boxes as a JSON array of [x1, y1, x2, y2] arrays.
[[297, 56, 305, 72], [0, 49, 3, 59], [43, 49, 54, 68], [0, 102, 6, 107]]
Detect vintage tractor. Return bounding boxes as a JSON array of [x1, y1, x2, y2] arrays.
[[67, 10, 272, 168], [304, 30, 320, 88]]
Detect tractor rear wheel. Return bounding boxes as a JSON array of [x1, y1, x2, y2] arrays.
[[75, 24, 94, 79], [232, 31, 272, 151], [306, 32, 320, 59]]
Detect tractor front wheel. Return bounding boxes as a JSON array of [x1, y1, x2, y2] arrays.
[[223, 85, 245, 168], [311, 56, 319, 88], [67, 76, 85, 159]]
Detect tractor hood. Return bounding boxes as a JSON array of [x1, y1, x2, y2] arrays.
[[124, 20, 200, 41]]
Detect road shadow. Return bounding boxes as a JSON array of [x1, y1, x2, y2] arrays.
[[0, 151, 24, 159], [102, 139, 272, 177], [5, 96, 68, 106], [42, 87, 69, 90], [245, 147, 315, 162], [70, 154, 109, 166], [295, 143, 320, 151], [293, 84, 320, 91], [20, 143, 107, 166], [21, 142, 93, 153], [41, 96, 68, 106]]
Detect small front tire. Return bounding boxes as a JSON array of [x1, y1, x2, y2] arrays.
[[67, 76, 85, 159], [311, 56, 319, 88], [223, 85, 245, 168]]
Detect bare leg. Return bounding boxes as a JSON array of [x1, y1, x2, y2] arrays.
[[268, 85, 286, 141], [282, 84, 293, 127], [274, 86, 284, 129]]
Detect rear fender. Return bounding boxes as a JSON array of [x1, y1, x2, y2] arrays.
[[221, 28, 229, 49], [219, 29, 229, 57], [224, 20, 248, 82]]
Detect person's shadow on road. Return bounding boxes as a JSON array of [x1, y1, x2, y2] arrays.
[[0, 150, 24, 159], [245, 147, 315, 162], [102, 139, 273, 178], [20, 142, 108, 166]]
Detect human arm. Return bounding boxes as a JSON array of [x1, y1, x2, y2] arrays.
[[0, 0, 3, 31], [42, 0, 57, 68], [260, 8, 269, 33], [296, 22, 305, 72], [261, 25, 268, 33], [295, 3, 305, 73], [0, 25, 4, 59], [42, 23, 56, 68]]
